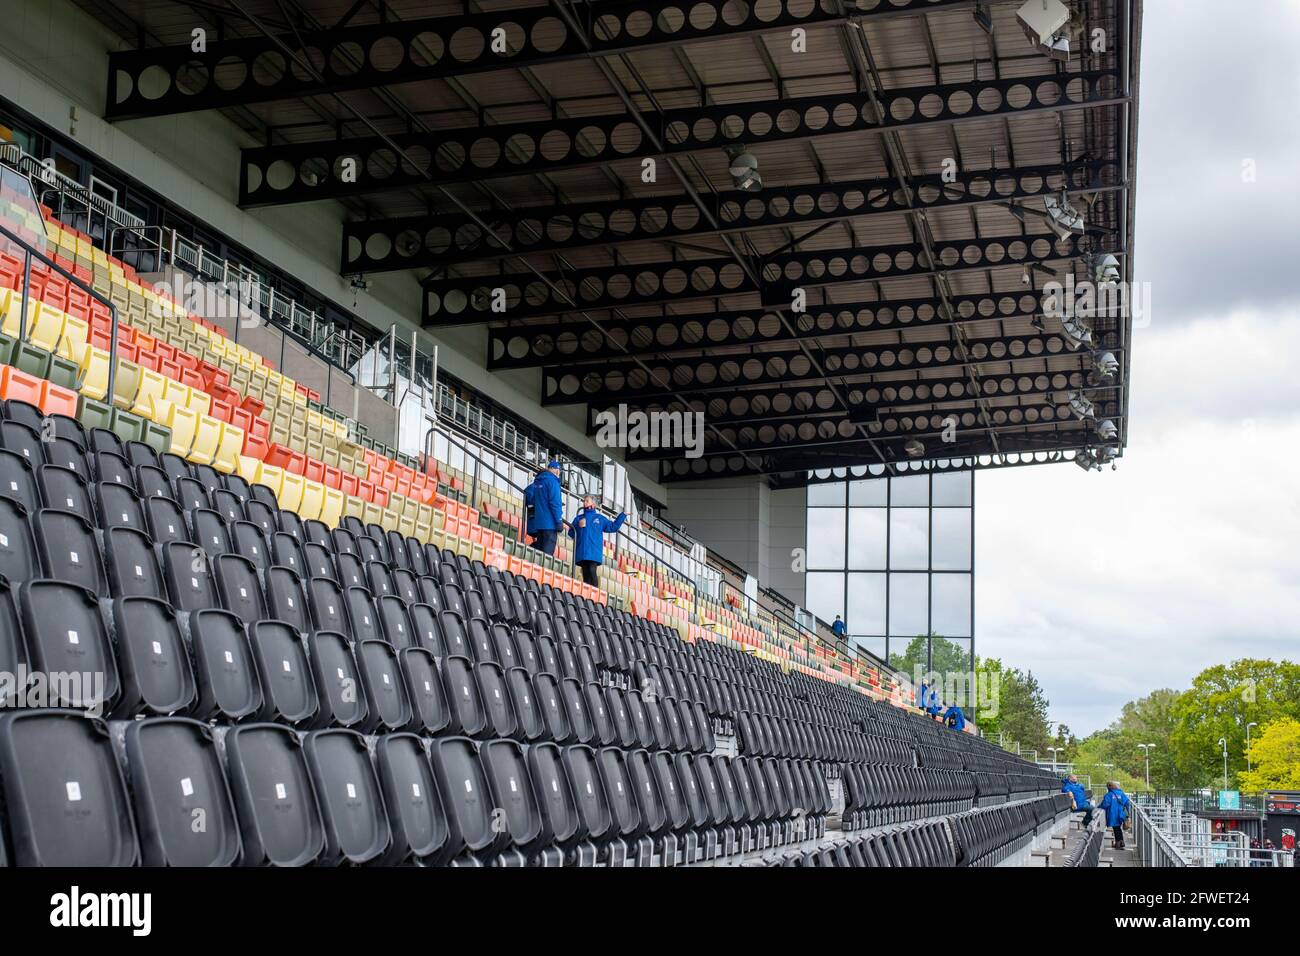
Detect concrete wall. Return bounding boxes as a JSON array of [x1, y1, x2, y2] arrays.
[[0, 0, 668, 501], [662, 478, 808, 608]]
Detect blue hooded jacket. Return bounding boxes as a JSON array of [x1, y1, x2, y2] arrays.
[[1099, 787, 1130, 827], [916, 682, 929, 711], [1061, 778, 1090, 810], [942, 705, 966, 731], [925, 689, 942, 716], [567, 507, 626, 564], [524, 469, 564, 534]]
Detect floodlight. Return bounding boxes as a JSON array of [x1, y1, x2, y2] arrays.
[[1095, 419, 1118, 441], [1092, 351, 1119, 381], [1060, 313, 1094, 349], [1091, 252, 1121, 285], [904, 439, 926, 458], [1067, 390, 1095, 421], [1044, 191, 1085, 239], [1017, 0, 1073, 60]]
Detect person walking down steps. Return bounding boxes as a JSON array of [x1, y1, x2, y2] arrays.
[[568, 495, 627, 587]]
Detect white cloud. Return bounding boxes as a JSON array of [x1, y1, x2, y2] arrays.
[[978, 309, 1300, 734]]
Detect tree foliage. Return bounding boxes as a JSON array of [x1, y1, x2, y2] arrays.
[[1238, 719, 1300, 790]]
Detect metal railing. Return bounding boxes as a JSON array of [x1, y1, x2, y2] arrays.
[[1131, 797, 1294, 867], [1131, 801, 1191, 867]]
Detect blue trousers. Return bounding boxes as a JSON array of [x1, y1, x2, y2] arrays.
[[530, 529, 558, 556]]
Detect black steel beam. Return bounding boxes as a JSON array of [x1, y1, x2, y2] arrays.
[[489, 288, 1057, 369], [241, 69, 1122, 206], [107, 0, 984, 120], [620, 400, 1123, 461], [662, 429, 1105, 483], [429, 231, 1101, 326], [541, 331, 1118, 405], [343, 160, 1120, 272], [585, 370, 1108, 430]]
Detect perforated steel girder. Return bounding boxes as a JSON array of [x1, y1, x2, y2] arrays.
[[427, 232, 1099, 326], [343, 161, 1120, 272], [541, 331, 1119, 405], [106, 0, 983, 121], [489, 288, 1061, 369], [585, 370, 1108, 430], [240, 70, 1122, 206]]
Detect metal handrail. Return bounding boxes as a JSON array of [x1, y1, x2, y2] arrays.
[[2, 221, 122, 399], [1131, 801, 1191, 867]]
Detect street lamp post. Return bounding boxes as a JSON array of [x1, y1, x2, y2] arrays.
[[1216, 737, 1229, 791], [1137, 743, 1156, 791], [1246, 722, 1258, 772], [1047, 747, 1060, 773]]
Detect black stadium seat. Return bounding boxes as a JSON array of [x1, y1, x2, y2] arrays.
[[121, 717, 241, 867], [222, 722, 325, 866], [302, 729, 391, 865], [0, 710, 139, 866]]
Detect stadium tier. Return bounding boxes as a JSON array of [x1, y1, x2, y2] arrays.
[[0, 0, 1143, 875]]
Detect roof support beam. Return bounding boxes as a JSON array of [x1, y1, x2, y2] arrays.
[[427, 232, 1100, 326], [239, 69, 1122, 206], [540, 332, 1120, 405], [343, 160, 1120, 272], [106, 0, 986, 120]]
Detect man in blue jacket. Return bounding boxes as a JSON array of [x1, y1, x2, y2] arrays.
[[926, 688, 943, 718], [831, 615, 847, 638], [524, 461, 565, 556], [567, 495, 627, 586], [942, 703, 966, 732], [1061, 773, 1093, 827], [1098, 781, 1130, 849]]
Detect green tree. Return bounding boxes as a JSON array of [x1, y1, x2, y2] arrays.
[[1239, 719, 1300, 790], [1170, 659, 1300, 788], [888, 634, 969, 675]]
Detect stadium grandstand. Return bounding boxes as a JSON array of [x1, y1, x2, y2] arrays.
[[0, 0, 1147, 875]]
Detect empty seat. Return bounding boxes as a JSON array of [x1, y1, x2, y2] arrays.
[[428, 736, 500, 864], [32, 509, 105, 592], [561, 744, 613, 866], [264, 566, 310, 633], [121, 717, 241, 866], [18, 579, 118, 711], [213, 553, 267, 625], [144, 494, 188, 546], [306, 576, 348, 634], [110, 596, 195, 717], [229, 520, 269, 572], [306, 630, 366, 730], [187, 608, 261, 722], [190, 507, 229, 559], [0, 447, 38, 513], [104, 525, 165, 599], [223, 722, 325, 866], [440, 655, 487, 738], [269, 532, 307, 578], [36, 464, 90, 516], [302, 728, 390, 865], [476, 661, 517, 740], [248, 620, 317, 725], [356, 639, 410, 734], [397, 647, 449, 736], [479, 738, 542, 865], [0, 495, 38, 584], [0, 710, 139, 865], [95, 480, 144, 530], [374, 732, 448, 865], [344, 586, 381, 642]]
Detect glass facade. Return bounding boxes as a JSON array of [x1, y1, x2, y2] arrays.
[[805, 470, 974, 672]]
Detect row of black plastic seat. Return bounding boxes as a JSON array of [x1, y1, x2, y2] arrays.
[[0, 709, 827, 867], [1065, 826, 1104, 867], [840, 763, 979, 830]]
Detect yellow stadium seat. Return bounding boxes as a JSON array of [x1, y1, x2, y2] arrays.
[[111, 360, 143, 410], [185, 387, 211, 417], [26, 303, 65, 353], [318, 488, 344, 528], [254, 463, 284, 499], [162, 405, 199, 458], [414, 518, 432, 543], [278, 472, 305, 513], [213, 423, 244, 474], [343, 495, 365, 521], [0, 289, 21, 337], [236, 455, 262, 484], [397, 514, 416, 538], [131, 368, 167, 418], [298, 480, 325, 522], [76, 344, 110, 401], [189, 414, 221, 466], [57, 314, 89, 361], [360, 502, 383, 527]]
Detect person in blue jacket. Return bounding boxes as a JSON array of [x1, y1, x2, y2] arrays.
[[524, 461, 566, 556], [942, 703, 966, 732], [831, 615, 847, 638], [926, 688, 943, 718], [1098, 781, 1130, 849], [1061, 773, 1094, 827], [567, 495, 626, 586], [916, 681, 929, 712]]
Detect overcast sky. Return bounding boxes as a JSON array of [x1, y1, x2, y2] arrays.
[[976, 0, 1300, 735]]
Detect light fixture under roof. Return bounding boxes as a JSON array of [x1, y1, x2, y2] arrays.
[[1060, 313, 1095, 350], [904, 439, 926, 458], [1095, 419, 1118, 441], [1092, 350, 1119, 381], [1067, 390, 1096, 421], [725, 145, 763, 192], [1016, 0, 1074, 61], [1044, 191, 1086, 239]]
